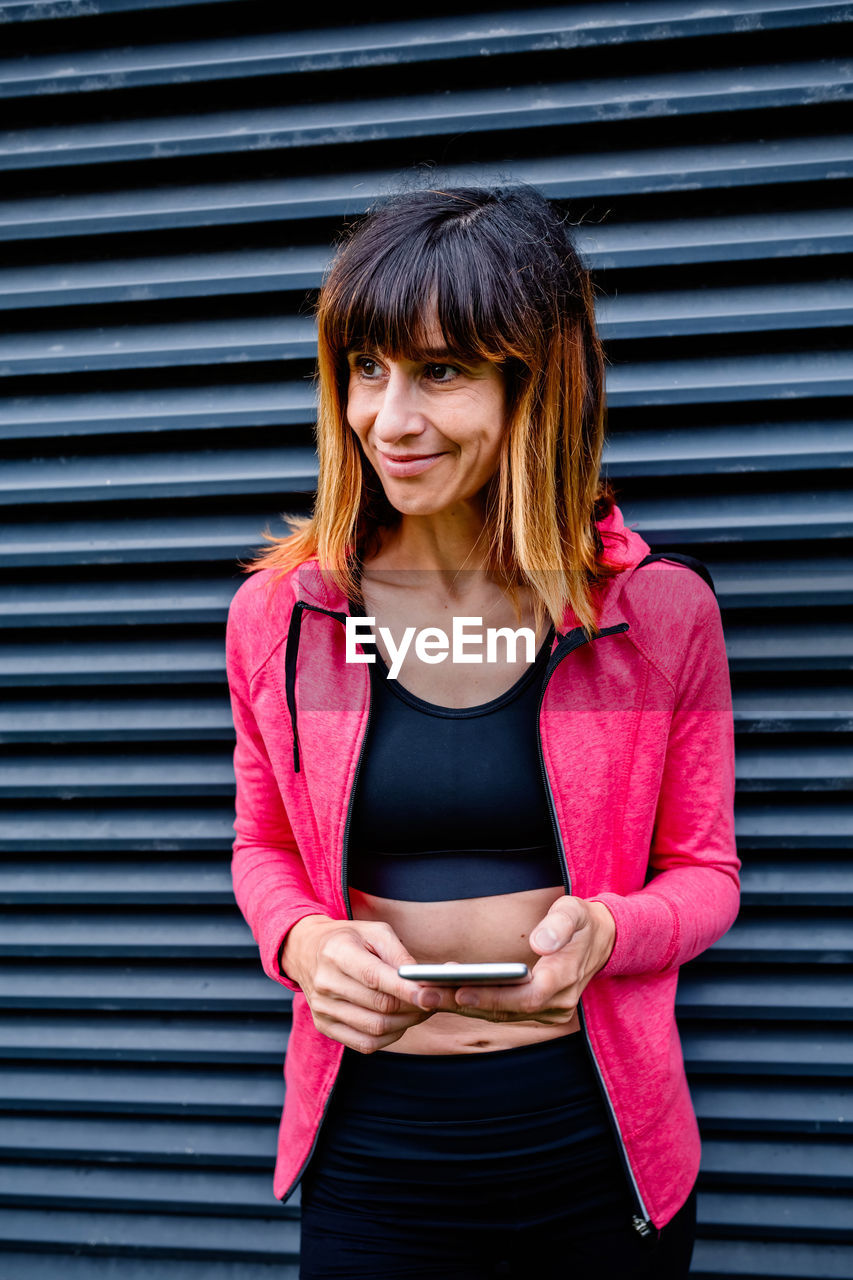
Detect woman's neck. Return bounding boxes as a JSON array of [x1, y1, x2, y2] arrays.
[[366, 509, 491, 585]]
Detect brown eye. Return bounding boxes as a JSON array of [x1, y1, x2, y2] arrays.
[[425, 364, 458, 382]]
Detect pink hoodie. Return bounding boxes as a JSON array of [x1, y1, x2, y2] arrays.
[[225, 504, 740, 1230]]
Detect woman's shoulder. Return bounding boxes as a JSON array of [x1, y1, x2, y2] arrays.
[[225, 562, 311, 677], [616, 555, 723, 687]]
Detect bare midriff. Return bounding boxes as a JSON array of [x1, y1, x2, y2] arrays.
[[351, 886, 581, 1052]]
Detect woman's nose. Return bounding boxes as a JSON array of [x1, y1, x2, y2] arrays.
[[372, 368, 426, 444]]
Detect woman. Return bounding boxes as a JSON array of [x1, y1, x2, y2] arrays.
[[226, 186, 739, 1279]]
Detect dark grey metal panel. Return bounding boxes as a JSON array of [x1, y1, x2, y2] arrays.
[[2, 3, 850, 91], [1, 1, 851, 1275]]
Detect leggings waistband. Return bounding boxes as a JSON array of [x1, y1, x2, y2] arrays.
[[332, 1032, 598, 1123]]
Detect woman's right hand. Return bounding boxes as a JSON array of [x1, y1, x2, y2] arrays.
[[280, 914, 434, 1054]]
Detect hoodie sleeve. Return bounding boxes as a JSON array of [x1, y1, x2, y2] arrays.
[[226, 578, 329, 994], [590, 582, 740, 975]]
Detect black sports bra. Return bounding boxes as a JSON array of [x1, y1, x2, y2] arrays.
[[346, 615, 562, 902]]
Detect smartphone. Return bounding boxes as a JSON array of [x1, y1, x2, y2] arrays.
[[397, 962, 530, 985]]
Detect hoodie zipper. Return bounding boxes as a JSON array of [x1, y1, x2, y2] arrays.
[[279, 601, 371, 1203], [536, 621, 654, 1239]]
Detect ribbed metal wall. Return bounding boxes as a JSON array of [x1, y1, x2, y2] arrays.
[[1, 1, 851, 1275]]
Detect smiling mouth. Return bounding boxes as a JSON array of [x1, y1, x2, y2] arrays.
[[381, 452, 445, 462], [375, 450, 449, 478]]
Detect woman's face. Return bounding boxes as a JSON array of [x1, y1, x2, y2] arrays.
[[345, 336, 507, 518]]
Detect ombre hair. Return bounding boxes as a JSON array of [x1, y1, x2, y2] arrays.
[[241, 185, 626, 634]]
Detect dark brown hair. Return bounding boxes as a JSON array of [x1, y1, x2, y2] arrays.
[[243, 185, 624, 633]]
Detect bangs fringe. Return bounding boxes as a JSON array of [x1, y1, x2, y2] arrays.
[[321, 220, 528, 369]]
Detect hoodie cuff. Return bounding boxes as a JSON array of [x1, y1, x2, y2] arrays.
[[586, 891, 680, 977], [258, 902, 330, 994]]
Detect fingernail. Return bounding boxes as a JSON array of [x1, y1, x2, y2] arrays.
[[533, 927, 558, 950], [420, 990, 440, 1009], [456, 992, 478, 1007]]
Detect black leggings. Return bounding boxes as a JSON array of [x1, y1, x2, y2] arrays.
[[299, 1034, 696, 1279]]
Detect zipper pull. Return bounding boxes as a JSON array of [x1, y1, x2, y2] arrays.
[[631, 1214, 654, 1238]]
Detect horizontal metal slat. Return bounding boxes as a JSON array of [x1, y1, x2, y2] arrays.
[[0, 1162, 275, 1214], [1, 907, 850, 962], [0, 963, 276, 1010], [0, 638, 224, 686], [3, 1012, 850, 1074], [610, 421, 853, 477], [2, 139, 851, 241], [0, 1112, 274, 1164], [2, 3, 848, 94], [2, 564, 850, 635], [607, 350, 853, 406], [678, 973, 853, 1020], [0, 1062, 282, 1115], [0, 864, 234, 905], [715, 560, 853, 611], [4, 501, 850, 571], [0, 315, 315, 376], [0, 962, 847, 1020], [586, 206, 853, 270], [631, 491, 853, 548], [11, 860, 844, 912], [0, 1207, 299, 1263], [739, 863, 853, 906], [0, 0, 238, 19], [4, 210, 851, 314], [0, 512, 294, 569], [596, 279, 853, 338], [736, 803, 853, 848], [0, 696, 233, 740], [0, 383, 312, 442], [0, 447, 313, 505], [1, 1017, 852, 1116], [702, 1136, 853, 1188], [682, 1027, 853, 1075], [4, 62, 851, 172], [0, 246, 329, 311], [0, 580, 237, 628], [3, 426, 852, 515], [0, 1255, 295, 1280], [0, 1013, 288, 1062], [1, 302, 850, 381], [0, 910, 254, 957], [699, 1189, 853, 1240], [733, 687, 853, 732], [0, 806, 234, 851], [5, 744, 853, 799], [0, 565, 850, 635], [0, 753, 233, 797], [734, 746, 853, 790], [3, 620, 853, 688], [692, 1237, 853, 1280], [693, 1080, 853, 1132], [709, 916, 853, 963]]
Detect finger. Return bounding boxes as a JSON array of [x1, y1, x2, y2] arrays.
[[327, 932, 424, 1006], [413, 985, 460, 1013], [335, 1002, 425, 1039], [319, 1014, 423, 1056], [315, 970, 419, 1016], [529, 896, 587, 954], [453, 972, 559, 1017]]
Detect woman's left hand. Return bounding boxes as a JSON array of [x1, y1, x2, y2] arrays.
[[415, 898, 617, 1025]]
